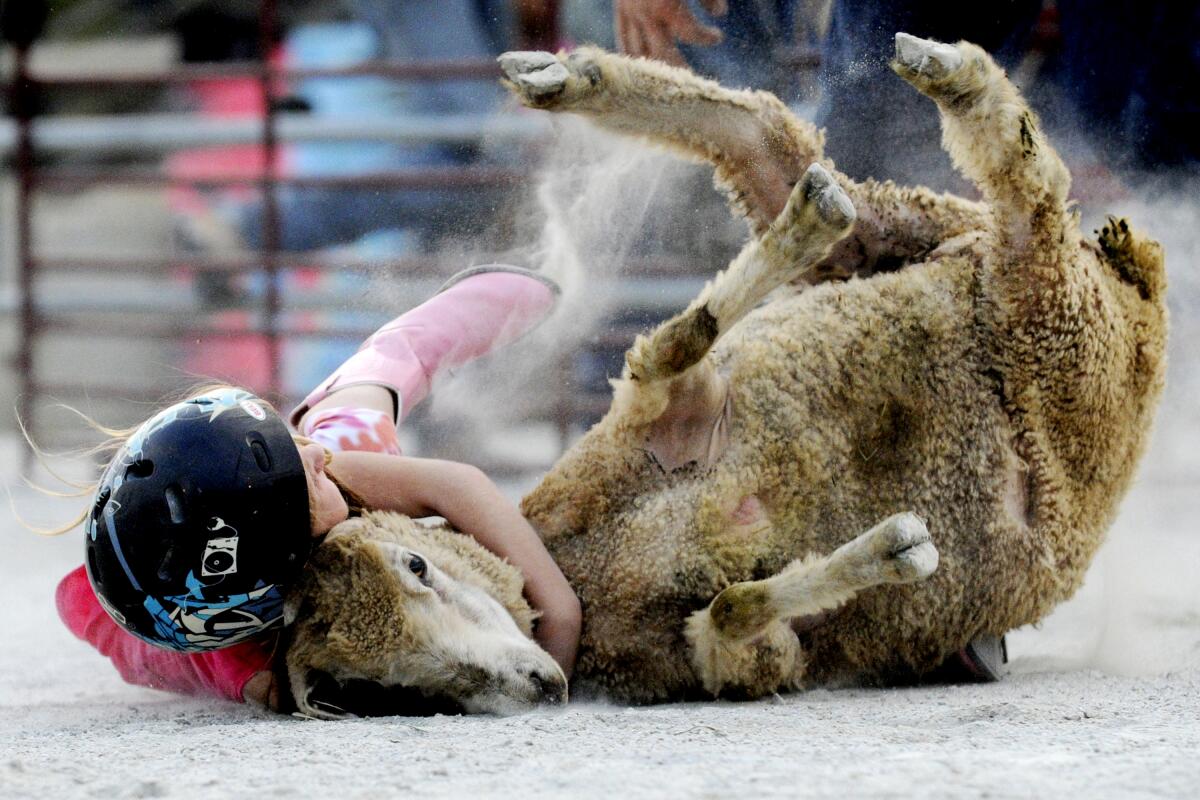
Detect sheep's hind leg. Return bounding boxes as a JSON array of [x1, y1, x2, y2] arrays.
[[499, 47, 823, 233], [890, 32, 1071, 257], [623, 163, 855, 386], [685, 513, 937, 696]]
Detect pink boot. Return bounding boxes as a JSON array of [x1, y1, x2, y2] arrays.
[[290, 265, 559, 427]]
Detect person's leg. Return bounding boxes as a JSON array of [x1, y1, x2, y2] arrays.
[[291, 265, 560, 432], [306, 385, 393, 420]]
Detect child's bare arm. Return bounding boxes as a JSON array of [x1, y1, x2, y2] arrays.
[[329, 453, 582, 676]]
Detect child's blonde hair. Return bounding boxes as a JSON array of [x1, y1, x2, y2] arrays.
[[20, 383, 358, 536]]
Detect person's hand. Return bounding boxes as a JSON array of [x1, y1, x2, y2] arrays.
[[615, 0, 727, 66], [532, 586, 582, 679], [242, 670, 281, 711]]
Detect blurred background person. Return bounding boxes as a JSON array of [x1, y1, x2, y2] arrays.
[[612, 0, 1200, 194]]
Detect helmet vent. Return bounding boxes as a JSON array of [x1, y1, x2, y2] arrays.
[[164, 485, 186, 525], [250, 438, 272, 472], [125, 460, 154, 479], [156, 546, 177, 583]]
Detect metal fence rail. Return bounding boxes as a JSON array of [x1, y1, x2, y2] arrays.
[[4, 0, 568, 466], [0, 112, 549, 155]]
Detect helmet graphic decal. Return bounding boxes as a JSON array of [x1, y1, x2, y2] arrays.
[[189, 387, 251, 422], [92, 497, 120, 544], [201, 517, 240, 577], [143, 571, 283, 650], [96, 592, 128, 626], [240, 399, 267, 420], [97, 498, 145, 591]]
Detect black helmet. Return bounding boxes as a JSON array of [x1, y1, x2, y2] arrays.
[[84, 388, 312, 651]]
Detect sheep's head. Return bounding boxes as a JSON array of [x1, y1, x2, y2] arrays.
[[284, 511, 567, 718]]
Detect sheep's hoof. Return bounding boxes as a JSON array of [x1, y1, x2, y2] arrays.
[[838, 512, 938, 585], [708, 581, 775, 642], [499, 51, 570, 103], [500, 50, 604, 109], [892, 33, 963, 82], [799, 163, 856, 231], [768, 164, 856, 256], [685, 612, 800, 697], [1098, 216, 1133, 260], [875, 512, 939, 583], [499, 51, 568, 99]]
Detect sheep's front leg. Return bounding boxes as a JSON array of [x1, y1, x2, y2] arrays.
[[499, 47, 823, 233], [625, 163, 855, 386], [685, 513, 937, 697]]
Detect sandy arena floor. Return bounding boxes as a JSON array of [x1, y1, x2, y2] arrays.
[[2, 427, 1198, 799]]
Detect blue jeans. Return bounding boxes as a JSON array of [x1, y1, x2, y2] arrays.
[[816, 0, 1041, 191], [678, 0, 802, 100], [1049, 0, 1200, 172]]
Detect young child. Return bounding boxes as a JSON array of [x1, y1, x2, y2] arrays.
[[56, 266, 581, 709]]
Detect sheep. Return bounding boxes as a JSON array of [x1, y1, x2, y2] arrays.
[[283, 34, 1168, 717]]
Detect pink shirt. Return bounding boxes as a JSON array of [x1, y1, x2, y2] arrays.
[[56, 565, 273, 701]]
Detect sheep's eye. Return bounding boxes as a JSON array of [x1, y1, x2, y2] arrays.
[[407, 554, 427, 581]]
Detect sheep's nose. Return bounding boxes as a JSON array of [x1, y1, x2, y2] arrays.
[[530, 670, 568, 705]]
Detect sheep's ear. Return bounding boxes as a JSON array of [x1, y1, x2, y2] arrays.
[[282, 593, 302, 627]]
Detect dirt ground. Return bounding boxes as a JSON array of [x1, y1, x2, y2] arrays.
[[2, 425, 1198, 799]]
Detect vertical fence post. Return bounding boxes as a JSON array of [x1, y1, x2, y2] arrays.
[[258, 0, 283, 404], [14, 48, 35, 470], [8, 25, 42, 471]]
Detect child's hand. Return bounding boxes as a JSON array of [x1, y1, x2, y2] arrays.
[[529, 575, 582, 678], [242, 670, 280, 710]]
